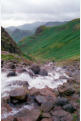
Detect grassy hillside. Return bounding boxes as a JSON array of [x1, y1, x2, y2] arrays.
[[18, 18, 80, 62]]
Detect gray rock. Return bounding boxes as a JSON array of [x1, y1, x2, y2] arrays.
[[63, 104, 76, 113], [52, 109, 73, 121], [56, 97, 68, 106], [39, 69, 48, 76], [30, 64, 40, 74], [10, 88, 28, 104], [35, 95, 47, 104], [41, 101, 54, 112], [14, 108, 41, 121], [7, 71, 17, 77]]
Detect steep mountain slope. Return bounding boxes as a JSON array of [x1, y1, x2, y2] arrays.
[[18, 18, 80, 62], [1, 27, 21, 55], [6, 21, 67, 43], [6, 28, 33, 42]]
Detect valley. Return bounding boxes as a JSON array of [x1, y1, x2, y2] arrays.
[[1, 18, 80, 121], [18, 18, 80, 62]]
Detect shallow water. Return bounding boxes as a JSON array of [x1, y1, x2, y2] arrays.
[[1, 67, 68, 97], [1, 66, 69, 119]]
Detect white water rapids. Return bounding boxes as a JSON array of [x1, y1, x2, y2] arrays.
[[1, 66, 69, 119], [1, 67, 68, 97]]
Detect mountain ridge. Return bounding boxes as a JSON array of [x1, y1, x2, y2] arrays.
[[18, 18, 80, 62]]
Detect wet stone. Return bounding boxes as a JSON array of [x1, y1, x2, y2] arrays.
[[7, 71, 17, 77], [41, 101, 54, 112], [58, 85, 75, 96], [35, 95, 47, 105], [30, 64, 40, 74], [41, 118, 52, 121], [10, 88, 28, 104], [63, 104, 76, 113], [39, 69, 48, 76], [42, 113, 51, 118], [52, 109, 73, 121], [14, 108, 41, 121], [6, 62, 16, 69], [55, 97, 69, 106]]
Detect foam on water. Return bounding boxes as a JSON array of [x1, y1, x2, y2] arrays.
[[1, 67, 68, 97], [1, 66, 69, 119]]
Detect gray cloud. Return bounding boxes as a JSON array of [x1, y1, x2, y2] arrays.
[[1, 0, 80, 27]]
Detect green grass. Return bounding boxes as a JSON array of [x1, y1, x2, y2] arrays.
[[72, 114, 78, 121], [18, 18, 80, 62], [1, 52, 33, 62], [2, 54, 21, 61]]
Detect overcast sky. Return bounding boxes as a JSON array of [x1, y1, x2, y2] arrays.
[[1, 0, 80, 27]]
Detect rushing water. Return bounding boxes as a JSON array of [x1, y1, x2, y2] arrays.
[[1, 66, 69, 119], [1, 67, 68, 97]]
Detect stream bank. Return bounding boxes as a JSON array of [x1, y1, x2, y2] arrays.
[[1, 60, 80, 121]]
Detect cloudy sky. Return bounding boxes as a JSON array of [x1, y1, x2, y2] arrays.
[[1, 0, 80, 27]]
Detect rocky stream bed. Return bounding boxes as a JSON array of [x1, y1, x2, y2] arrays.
[[1, 60, 80, 121]]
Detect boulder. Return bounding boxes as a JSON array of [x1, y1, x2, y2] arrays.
[[30, 64, 40, 74], [41, 118, 52, 121], [30, 88, 56, 99], [14, 108, 41, 121], [52, 109, 73, 121], [42, 113, 51, 118], [10, 64, 16, 69], [10, 88, 28, 104], [41, 101, 54, 112], [7, 71, 17, 77], [63, 104, 76, 113], [39, 69, 48, 76], [58, 85, 75, 96], [55, 97, 69, 106], [35, 95, 47, 105]]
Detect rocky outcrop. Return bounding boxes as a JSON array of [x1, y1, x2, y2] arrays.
[[1, 27, 21, 55]]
